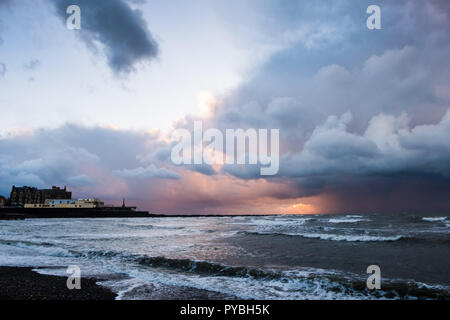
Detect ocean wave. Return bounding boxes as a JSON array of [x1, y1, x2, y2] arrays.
[[100, 253, 450, 300], [84, 249, 123, 259], [0, 239, 81, 257], [115, 223, 154, 230], [81, 250, 329, 281], [136, 255, 282, 280], [83, 249, 319, 281], [227, 217, 311, 227]]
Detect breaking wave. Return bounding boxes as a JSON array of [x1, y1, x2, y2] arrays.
[[291, 233, 404, 242], [0, 239, 81, 257], [239, 231, 404, 242]]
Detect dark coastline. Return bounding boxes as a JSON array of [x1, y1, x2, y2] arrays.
[[0, 267, 116, 300], [0, 207, 151, 219], [0, 207, 282, 219]]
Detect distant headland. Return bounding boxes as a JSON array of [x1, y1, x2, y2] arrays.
[[0, 185, 279, 219]]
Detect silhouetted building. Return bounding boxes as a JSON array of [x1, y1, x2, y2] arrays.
[[9, 186, 71, 207], [0, 196, 6, 208]]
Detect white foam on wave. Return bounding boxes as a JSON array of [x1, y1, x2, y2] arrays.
[[227, 217, 310, 226], [328, 218, 366, 224], [422, 217, 447, 222], [99, 265, 371, 300], [101, 263, 448, 300], [286, 232, 403, 242]]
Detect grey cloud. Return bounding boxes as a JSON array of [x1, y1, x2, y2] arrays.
[[47, 124, 159, 170], [0, 144, 99, 195], [0, 62, 6, 77], [188, 164, 217, 176], [282, 110, 450, 179], [67, 174, 95, 187], [24, 59, 41, 71], [127, 0, 146, 4], [0, 19, 3, 46], [115, 164, 180, 180], [0, 124, 174, 196], [221, 109, 450, 182], [150, 147, 172, 162], [215, 43, 446, 135], [140, 143, 217, 176], [49, 0, 159, 74], [221, 164, 262, 180]]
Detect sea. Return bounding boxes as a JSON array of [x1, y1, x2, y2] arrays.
[[0, 213, 449, 300]]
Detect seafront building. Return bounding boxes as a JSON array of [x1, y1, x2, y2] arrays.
[[0, 185, 148, 219], [2, 185, 139, 212], [24, 198, 105, 209], [9, 186, 71, 207]]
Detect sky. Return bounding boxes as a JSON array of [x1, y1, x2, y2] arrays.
[[0, 0, 449, 214]]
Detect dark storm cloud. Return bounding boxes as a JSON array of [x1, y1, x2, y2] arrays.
[[49, 0, 159, 74], [190, 0, 450, 212], [213, 0, 450, 150], [282, 111, 450, 179], [217, 106, 450, 212]]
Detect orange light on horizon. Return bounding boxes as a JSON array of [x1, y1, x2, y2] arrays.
[[289, 202, 318, 215]]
